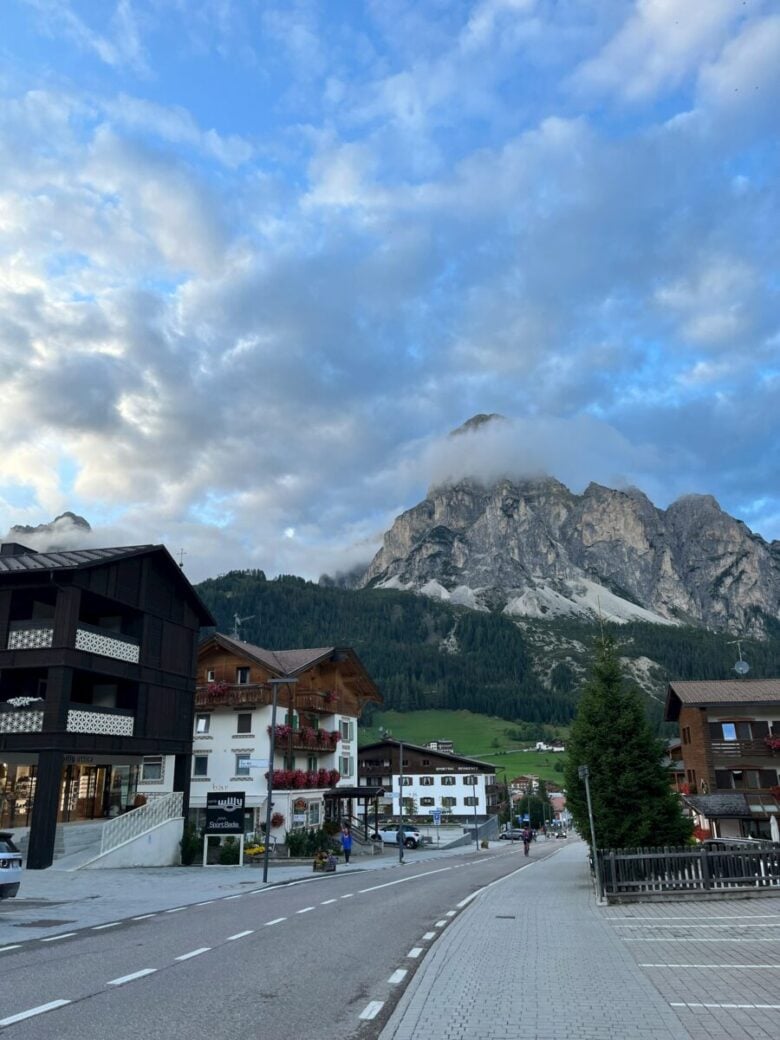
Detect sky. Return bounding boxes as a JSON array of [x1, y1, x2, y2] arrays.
[[1, 0, 779, 583]]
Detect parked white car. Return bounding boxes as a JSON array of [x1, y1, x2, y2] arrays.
[[371, 824, 421, 849], [0, 832, 22, 899]]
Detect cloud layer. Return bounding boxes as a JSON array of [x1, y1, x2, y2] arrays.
[[1, 1, 779, 581]]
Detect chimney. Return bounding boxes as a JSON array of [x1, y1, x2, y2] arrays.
[[0, 543, 35, 556]]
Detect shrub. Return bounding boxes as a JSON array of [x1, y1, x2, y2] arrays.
[[219, 836, 241, 865], [180, 821, 201, 866]]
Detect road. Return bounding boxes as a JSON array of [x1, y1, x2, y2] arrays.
[[0, 841, 563, 1039]]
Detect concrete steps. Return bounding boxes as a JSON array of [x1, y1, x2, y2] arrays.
[[12, 820, 105, 865]]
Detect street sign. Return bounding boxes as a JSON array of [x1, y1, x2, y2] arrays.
[[238, 758, 268, 770], [205, 791, 245, 834], [431, 808, 442, 823]]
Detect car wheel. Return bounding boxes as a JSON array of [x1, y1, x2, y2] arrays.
[[404, 838, 416, 849]]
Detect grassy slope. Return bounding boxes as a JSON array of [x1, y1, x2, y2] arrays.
[[358, 708, 567, 784]]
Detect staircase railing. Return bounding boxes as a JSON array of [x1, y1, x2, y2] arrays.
[[100, 792, 183, 856]]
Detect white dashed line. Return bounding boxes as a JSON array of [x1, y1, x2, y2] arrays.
[[133, 914, 157, 921], [445, 910, 457, 917], [297, 906, 314, 914], [196, 901, 214, 906], [671, 1002, 780, 1010], [224, 895, 242, 900], [340, 893, 354, 899], [388, 969, 408, 984], [176, 948, 211, 961], [93, 922, 120, 930], [107, 968, 157, 987], [434, 920, 447, 928], [265, 917, 286, 926], [408, 948, 423, 959], [358, 1001, 384, 1020], [359, 867, 451, 895], [422, 931, 436, 940], [321, 898, 337, 905], [164, 907, 185, 914], [226, 930, 254, 941], [0, 945, 22, 953], [41, 933, 76, 942], [0, 1000, 72, 1027]]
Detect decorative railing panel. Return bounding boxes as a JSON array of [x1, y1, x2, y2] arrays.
[[100, 791, 184, 856], [0, 709, 44, 734], [195, 683, 272, 708], [66, 707, 134, 736], [75, 624, 140, 664], [7, 622, 54, 650]]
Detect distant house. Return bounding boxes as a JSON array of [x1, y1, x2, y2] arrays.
[[665, 678, 780, 841], [510, 774, 539, 795], [358, 739, 497, 823]]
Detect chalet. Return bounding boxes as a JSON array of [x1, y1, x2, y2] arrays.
[[0, 542, 214, 868], [665, 678, 780, 841], [137, 633, 382, 839]]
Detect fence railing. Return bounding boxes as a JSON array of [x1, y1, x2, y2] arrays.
[[597, 844, 780, 900], [100, 791, 184, 856]]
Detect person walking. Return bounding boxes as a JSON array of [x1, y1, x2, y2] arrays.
[[340, 826, 353, 864], [522, 825, 532, 856]]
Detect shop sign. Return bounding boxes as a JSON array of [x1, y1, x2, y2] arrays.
[[205, 791, 245, 834]]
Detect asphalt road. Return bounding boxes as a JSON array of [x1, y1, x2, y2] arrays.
[[0, 842, 564, 1039]]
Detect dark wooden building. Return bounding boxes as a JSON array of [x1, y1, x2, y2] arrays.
[[0, 542, 214, 868]]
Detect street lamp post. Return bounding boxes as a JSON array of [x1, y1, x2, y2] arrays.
[[578, 764, 602, 901], [263, 677, 298, 883], [397, 739, 405, 864], [471, 777, 479, 852]]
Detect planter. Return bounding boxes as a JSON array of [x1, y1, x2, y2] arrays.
[[313, 858, 337, 872]]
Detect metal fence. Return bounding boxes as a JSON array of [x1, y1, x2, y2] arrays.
[[100, 791, 184, 856], [596, 844, 780, 900]]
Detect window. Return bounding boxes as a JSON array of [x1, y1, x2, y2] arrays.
[[682, 726, 691, 745], [193, 755, 209, 778], [340, 719, 354, 741], [463, 775, 478, 786], [307, 755, 317, 773], [715, 770, 732, 790], [141, 756, 163, 782], [721, 723, 737, 741], [285, 712, 299, 729], [206, 669, 215, 682], [735, 722, 752, 740], [400, 775, 413, 785], [236, 713, 252, 734], [420, 797, 435, 807], [686, 769, 697, 787], [340, 756, 354, 777], [464, 796, 479, 807], [195, 714, 210, 735], [441, 775, 456, 785], [236, 667, 250, 685], [759, 769, 778, 788], [441, 797, 457, 807], [234, 755, 251, 777], [308, 802, 320, 825], [752, 721, 769, 738], [421, 759, 430, 766], [419, 776, 434, 786]]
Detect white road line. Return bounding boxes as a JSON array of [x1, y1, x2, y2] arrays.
[[624, 937, 780, 943], [407, 948, 423, 959], [226, 930, 254, 941], [196, 901, 214, 906], [224, 895, 242, 900], [434, 920, 447, 928], [340, 893, 354, 899], [0, 945, 22, 953], [0, 1000, 71, 1027], [41, 933, 77, 942], [641, 963, 780, 969], [296, 906, 314, 914], [358, 1001, 384, 1020], [265, 917, 286, 926], [175, 948, 211, 961], [388, 969, 408, 984], [321, 898, 337, 905], [671, 1002, 780, 1010], [359, 866, 452, 895], [93, 922, 120, 930], [133, 914, 157, 921], [107, 968, 157, 987], [164, 907, 185, 914], [445, 910, 457, 917], [422, 931, 436, 940]]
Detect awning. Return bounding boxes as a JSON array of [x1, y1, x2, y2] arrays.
[[323, 786, 385, 799]]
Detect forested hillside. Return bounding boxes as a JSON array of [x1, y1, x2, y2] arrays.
[[196, 571, 780, 730]]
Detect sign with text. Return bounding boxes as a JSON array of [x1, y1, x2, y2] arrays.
[[206, 791, 245, 834]]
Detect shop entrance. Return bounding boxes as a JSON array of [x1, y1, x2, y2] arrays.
[[0, 759, 140, 827]]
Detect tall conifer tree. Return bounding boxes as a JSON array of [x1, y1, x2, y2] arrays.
[[564, 635, 691, 848]]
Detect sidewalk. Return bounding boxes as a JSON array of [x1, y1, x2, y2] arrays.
[[380, 840, 693, 1040]]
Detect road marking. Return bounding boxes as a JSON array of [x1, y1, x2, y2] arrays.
[[41, 933, 77, 942], [358, 1001, 384, 1020], [359, 866, 452, 895], [671, 1002, 780, 1010], [642, 963, 780, 969], [340, 893, 354, 899], [0, 1000, 71, 1026], [422, 931, 436, 940], [93, 922, 120, 930], [165, 907, 185, 914], [408, 948, 423, 958], [224, 895, 242, 900], [434, 920, 447, 928], [321, 899, 337, 905], [0, 945, 22, 953], [196, 901, 214, 906], [296, 906, 314, 914], [445, 910, 457, 917], [388, 969, 408, 984], [133, 914, 157, 921], [107, 968, 157, 986], [176, 948, 211, 961], [265, 917, 286, 926], [226, 930, 254, 940]]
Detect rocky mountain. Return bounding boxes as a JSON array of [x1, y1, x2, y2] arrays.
[[361, 476, 780, 636], [7, 512, 92, 549]]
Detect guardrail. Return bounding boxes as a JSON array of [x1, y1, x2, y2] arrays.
[[596, 843, 780, 901], [100, 791, 184, 856]]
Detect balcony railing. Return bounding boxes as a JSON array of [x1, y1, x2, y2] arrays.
[[0, 707, 44, 733], [195, 683, 272, 708], [269, 768, 341, 790], [66, 706, 134, 737], [6, 620, 140, 664], [7, 621, 54, 650], [270, 724, 339, 752], [710, 739, 774, 758]]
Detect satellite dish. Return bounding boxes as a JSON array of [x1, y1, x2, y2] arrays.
[[734, 659, 750, 676]]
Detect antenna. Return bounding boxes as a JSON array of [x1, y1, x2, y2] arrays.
[[728, 638, 750, 677], [232, 613, 255, 639]]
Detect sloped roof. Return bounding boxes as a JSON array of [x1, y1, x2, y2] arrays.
[[359, 738, 496, 772], [683, 793, 752, 818], [665, 679, 780, 721], [0, 545, 152, 573]]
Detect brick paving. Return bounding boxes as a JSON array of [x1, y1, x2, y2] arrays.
[[380, 841, 693, 1040]]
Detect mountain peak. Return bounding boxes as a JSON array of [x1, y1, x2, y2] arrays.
[[449, 413, 507, 437]]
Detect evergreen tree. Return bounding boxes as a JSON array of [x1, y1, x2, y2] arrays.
[[564, 635, 691, 849]]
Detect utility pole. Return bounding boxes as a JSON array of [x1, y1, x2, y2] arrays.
[[398, 739, 405, 864], [263, 677, 298, 883]]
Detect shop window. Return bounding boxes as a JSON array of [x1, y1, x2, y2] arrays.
[[441, 776, 456, 786], [195, 714, 210, 735], [236, 713, 252, 735], [193, 755, 209, 778], [141, 756, 163, 782]]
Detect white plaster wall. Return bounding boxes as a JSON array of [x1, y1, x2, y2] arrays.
[[84, 818, 184, 868]]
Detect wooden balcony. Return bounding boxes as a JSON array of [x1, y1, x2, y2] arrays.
[[195, 683, 272, 709], [710, 739, 775, 759]]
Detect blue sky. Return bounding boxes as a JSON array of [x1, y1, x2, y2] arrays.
[[1, 1, 779, 581]]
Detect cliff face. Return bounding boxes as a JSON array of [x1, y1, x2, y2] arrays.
[[361, 478, 780, 634]]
